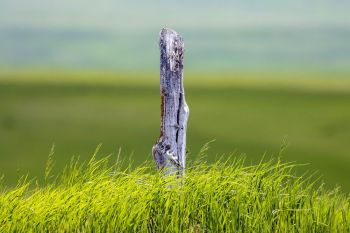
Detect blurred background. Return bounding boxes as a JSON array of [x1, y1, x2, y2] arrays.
[[0, 0, 349, 191]]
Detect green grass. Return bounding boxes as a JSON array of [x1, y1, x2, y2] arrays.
[[0, 148, 349, 232], [0, 71, 350, 192]]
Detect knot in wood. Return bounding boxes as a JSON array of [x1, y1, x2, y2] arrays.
[[169, 41, 184, 72]]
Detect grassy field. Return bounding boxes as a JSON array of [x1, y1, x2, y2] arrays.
[[0, 155, 349, 232], [0, 71, 350, 192]]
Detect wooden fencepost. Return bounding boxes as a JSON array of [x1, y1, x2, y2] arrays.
[[152, 28, 189, 176]]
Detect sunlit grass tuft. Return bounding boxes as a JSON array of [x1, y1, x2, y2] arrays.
[[0, 149, 349, 232]]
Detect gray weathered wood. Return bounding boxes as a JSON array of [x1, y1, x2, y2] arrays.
[[152, 28, 189, 176]]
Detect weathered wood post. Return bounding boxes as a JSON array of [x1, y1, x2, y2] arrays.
[[152, 28, 189, 176]]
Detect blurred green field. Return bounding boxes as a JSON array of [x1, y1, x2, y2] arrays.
[[0, 71, 350, 192]]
